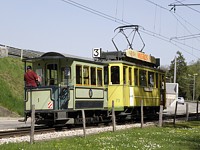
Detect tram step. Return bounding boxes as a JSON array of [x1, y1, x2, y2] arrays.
[[118, 112, 132, 116], [56, 118, 69, 121]]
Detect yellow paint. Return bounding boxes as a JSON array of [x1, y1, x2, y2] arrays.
[[108, 85, 124, 110]]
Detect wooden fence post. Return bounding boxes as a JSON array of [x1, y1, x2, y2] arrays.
[[196, 100, 199, 120], [30, 104, 35, 144], [173, 101, 178, 126], [186, 103, 189, 121], [112, 100, 116, 132], [158, 105, 163, 127], [81, 110, 86, 138], [141, 100, 144, 128]]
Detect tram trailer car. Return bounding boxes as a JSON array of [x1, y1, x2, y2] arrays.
[[22, 49, 166, 126]]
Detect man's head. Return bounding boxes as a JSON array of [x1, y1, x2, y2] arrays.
[[27, 66, 32, 70]]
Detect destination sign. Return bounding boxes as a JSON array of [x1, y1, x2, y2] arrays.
[[126, 49, 156, 64]]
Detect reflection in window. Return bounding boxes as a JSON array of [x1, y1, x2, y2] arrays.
[[61, 67, 71, 85], [139, 70, 147, 86], [134, 68, 138, 86], [46, 64, 58, 85], [97, 68, 102, 86], [148, 71, 154, 87], [83, 66, 89, 85], [111, 66, 120, 84], [91, 67, 96, 85], [76, 65, 82, 84]]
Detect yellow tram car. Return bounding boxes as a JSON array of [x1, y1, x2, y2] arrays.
[[95, 48, 166, 118]]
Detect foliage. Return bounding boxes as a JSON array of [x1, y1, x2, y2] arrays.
[[167, 51, 189, 98], [0, 121, 200, 149], [0, 57, 24, 115], [187, 60, 200, 100], [166, 51, 200, 100]]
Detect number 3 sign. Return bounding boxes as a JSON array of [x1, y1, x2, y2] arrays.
[[93, 48, 101, 58]]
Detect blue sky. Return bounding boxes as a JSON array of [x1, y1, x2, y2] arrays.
[[0, 0, 200, 66]]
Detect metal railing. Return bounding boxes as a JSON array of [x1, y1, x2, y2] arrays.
[[0, 44, 44, 58]]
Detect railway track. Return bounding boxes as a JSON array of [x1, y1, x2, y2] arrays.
[[0, 126, 56, 139], [0, 112, 199, 140]]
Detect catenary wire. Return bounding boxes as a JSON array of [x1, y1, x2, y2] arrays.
[[59, 0, 200, 59]]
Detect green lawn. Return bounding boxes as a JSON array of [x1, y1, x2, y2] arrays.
[[1, 121, 200, 150]]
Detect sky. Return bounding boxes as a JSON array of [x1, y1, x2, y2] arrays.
[[0, 0, 200, 66]]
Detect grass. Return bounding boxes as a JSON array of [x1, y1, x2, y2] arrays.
[[0, 57, 24, 115], [0, 121, 200, 150]]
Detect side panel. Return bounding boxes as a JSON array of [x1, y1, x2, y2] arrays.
[[74, 87, 106, 109], [108, 85, 124, 110], [123, 84, 130, 106], [67, 89, 74, 109], [75, 88, 104, 99], [25, 88, 54, 110], [133, 87, 160, 106]]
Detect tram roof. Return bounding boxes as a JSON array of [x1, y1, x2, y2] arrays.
[[95, 49, 161, 68], [22, 52, 104, 65]]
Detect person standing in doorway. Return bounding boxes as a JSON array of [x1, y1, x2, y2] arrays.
[[24, 65, 38, 87]]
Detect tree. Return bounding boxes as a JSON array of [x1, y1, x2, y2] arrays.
[[187, 60, 200, 100], [167, 51, 188, 98]]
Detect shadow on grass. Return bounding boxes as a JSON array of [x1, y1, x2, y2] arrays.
[[163, 121, 200, 129], [163, 121, 200, 149]]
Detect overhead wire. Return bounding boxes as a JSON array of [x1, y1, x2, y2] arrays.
[[171, 34, 200, 40], [146, 0, 200, 38], [60, 0, 200, 59], [144, 0, 200, 54], [140, 28, 199, 58], [115, 0, 118, 22], [174, 0, 200, 14], [60, 0, 128, 25], [170, 1, 200, 42]]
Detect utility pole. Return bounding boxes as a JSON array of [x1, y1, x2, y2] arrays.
[[174, 56, 176, 83], [193, 74, 198, 101]]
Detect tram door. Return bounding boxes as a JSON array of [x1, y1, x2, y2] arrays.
[[60, 66, 71, 109], [123, 66, 131, 107]]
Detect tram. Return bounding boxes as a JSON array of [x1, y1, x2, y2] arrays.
[[21, 25, 166, 125]]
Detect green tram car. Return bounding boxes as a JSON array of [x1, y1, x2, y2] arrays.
[[22, 48, 166, 125]]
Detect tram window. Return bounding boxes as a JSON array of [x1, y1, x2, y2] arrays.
[[129, 68, 132, 85], [91, 67, 96, 86], [76, 65, 82, 84], [134, 68, 138, 86], [148, 72, 154, 87], [139, 70, 147, 86], [36, 68, 43, 85], [83, 66, 89, 85], [46, 64, 58, 85], [97, 68, 102, 86], [156, 73, 158, 88], [61, 67, 71, 85], [111, 66, 120, 84], [123, 66, 127, 84], [104, 66, 108, 85]]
